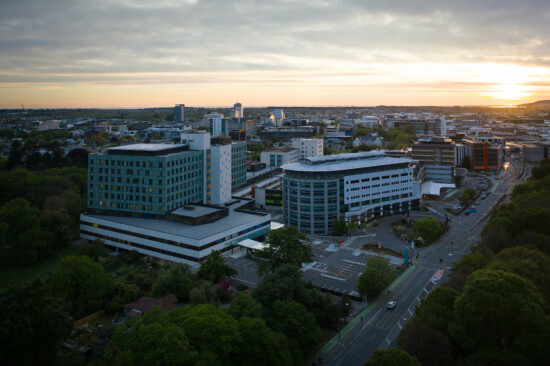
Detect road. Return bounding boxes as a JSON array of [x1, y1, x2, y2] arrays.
[[322, 160, 523, 366]]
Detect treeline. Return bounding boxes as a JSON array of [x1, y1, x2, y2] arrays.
[[392, 159, 550, 366], [0, 167, 87, 264]]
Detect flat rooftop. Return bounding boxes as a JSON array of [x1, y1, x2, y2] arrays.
[[106, 143, 189, 156], [282, 152, 415, 173], [82, 199, 269, 241], [171, 205, 221, 218]]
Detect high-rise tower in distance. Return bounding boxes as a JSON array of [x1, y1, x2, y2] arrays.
[[174, 104, 185, 122], [232, 102, 243, 119]]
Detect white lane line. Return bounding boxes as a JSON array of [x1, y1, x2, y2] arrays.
[[397, 322, 402, 330], [361, 309, 381, 331], [408, 308, 413, 316], [423, 287, 429, 293]]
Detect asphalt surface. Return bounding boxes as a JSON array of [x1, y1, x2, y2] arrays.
[[320, 159, 524, 366]]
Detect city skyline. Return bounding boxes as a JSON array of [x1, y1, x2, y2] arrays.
[[1, 0, 550, 108]]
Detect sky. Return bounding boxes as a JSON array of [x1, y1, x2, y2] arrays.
[[1, 0, 550, 108]]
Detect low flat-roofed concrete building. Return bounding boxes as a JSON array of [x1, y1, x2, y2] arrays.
[[80, 198, 271, 266]]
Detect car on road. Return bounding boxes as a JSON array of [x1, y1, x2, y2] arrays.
[[465, 210, 471, 215], [387, 301, 397, 309], [476, 201, 480, 205]]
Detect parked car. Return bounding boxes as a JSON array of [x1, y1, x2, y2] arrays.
[[387, 301, 397, 309]]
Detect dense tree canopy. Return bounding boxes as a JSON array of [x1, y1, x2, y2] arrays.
[[454, 269, 544, 352], [365, 349, 421, 366], [103, 308, 196, 366], [50, 255, 113, 317], [0, 281, 73, 366]]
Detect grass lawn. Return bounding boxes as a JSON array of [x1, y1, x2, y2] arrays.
[[0, 245, 81, 287]]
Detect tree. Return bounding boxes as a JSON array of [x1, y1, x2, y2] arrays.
[[0, 281, 73, 366], [488, 247, 550, 307], [197, 250, 237, 283], [365, 349, 421, 366], [332, 219, 348, 235], [152, 262, 194, 302], [265, 300, 321, 363], [189, 281, 220, 306], [413, 217, 443, 244], [454, 269, 545, 352], [40, 208, 71, 250], [50, 255, 113, 317], [458, 188, 476, 205], [170, 304, 241, 364], [102, 308, 196, 366], [358, 256, 395, 299], [398, 323, 452, 366], [235, 317, 293, 366], [228, 292, 263, 319], [253, 264, 312, 310], [255, 226, 313, 275], [414, 286, 459, 335], [0, 197, 51, 264]]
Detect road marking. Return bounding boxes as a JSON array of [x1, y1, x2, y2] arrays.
[[423, 287, 429, 293], [361, 309, 381, 331], [397, 322, 402, 330], [408, 308, 413, 316], [416, 296, 421, 303]]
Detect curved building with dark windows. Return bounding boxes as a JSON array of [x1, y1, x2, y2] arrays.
[[282, 152, 421, 235]]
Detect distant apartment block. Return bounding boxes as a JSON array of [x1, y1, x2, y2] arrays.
[[463, 137, 505, 172], [291, 138, 323, 158], [261, 147, 301, 167], [174, 104, 185, 122], [411, 136, 455, 166]]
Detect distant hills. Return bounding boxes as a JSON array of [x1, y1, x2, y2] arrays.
[[519, 100, 550, 109]]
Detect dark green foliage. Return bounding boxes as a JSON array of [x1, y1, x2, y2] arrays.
[[197, 250, 237, 283], [458, 188, 476, 205], [413, 216, 444, 244], [152, 262, 194, 302], [228, 292, 263, 319], [255, 226, 313, 275], [398, 323, 452, 366], [488, 247, 550, 309], [102, 308, 196, 366], [253, 264, 339, 327], [235, 317, 292, 366], [454, 269, 544, 352], [50, 255, 113, 317], [332, 219, 348, 235], [0, 197, 52, 264], [415, 286, 459, 335], [169, 304, 241, 365], [358, 256, 395, 299], [77, 239, 109, 261], [265, 300, 321, 363], [189, 281, 220, 306], [0, 281, 73, 366], [365, 349, 421, 366]]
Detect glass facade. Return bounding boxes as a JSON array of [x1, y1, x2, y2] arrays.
[[231, 142, 247, 188], [88, 149, 203, 216]]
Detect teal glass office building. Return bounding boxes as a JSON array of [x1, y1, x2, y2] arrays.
[[88, 144, 203, 217]]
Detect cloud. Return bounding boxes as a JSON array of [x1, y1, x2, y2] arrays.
[[1, 0, 550, 106]]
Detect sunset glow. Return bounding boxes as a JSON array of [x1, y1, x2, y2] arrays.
[[1, 1, 550, 108]]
